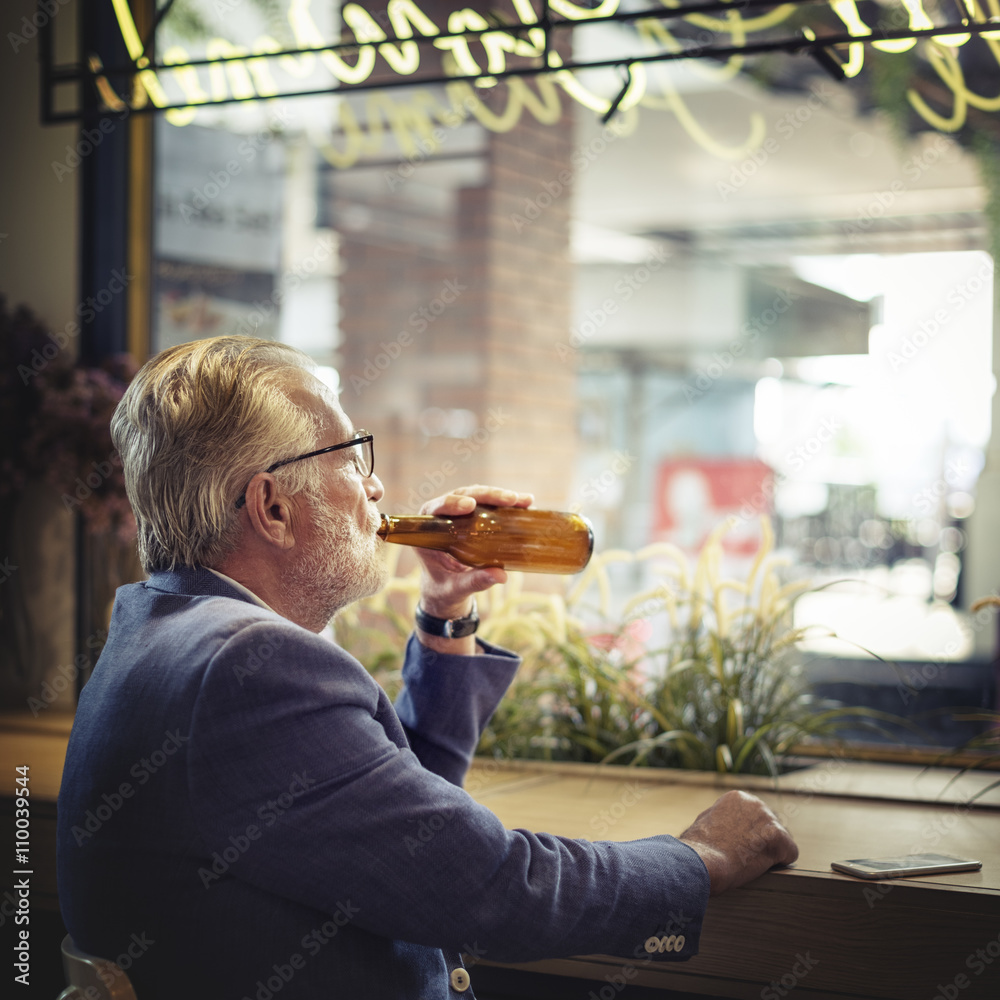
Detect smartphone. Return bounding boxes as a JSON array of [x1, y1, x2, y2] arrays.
[[831, 853, 982, 879]]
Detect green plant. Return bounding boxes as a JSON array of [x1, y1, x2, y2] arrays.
[[602, 519, 865, 774], [923, 596, 1000, 802], [477, 597, 648, 763]]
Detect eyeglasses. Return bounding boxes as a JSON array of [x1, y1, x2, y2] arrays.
[[235, 430, 374, 509]]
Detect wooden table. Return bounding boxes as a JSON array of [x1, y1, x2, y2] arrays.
[[465, 759, 1000, 1000]]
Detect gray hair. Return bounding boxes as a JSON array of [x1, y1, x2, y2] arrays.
[[112, 336, 323, 572]]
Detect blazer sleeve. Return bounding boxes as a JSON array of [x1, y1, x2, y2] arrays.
[[393, 633, 520, 785], [188, 621, 710, 965]]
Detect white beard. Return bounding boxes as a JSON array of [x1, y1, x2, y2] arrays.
[[287, 487, 388, 631]]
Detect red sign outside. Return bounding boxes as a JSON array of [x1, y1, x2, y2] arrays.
[[651, 458, 774, 556]]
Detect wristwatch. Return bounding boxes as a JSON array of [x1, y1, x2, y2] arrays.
[[415, 598, 479, 638]]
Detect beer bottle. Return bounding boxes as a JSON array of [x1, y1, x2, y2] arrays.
[[377, 505, 594, 574]]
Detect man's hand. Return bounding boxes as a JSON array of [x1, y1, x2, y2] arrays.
[[678, 790, 798, 895], [414, 486, 533, 653]]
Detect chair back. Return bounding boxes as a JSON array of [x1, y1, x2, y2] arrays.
[[59, 935, 138, 1000]]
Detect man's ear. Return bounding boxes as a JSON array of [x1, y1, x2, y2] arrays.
[[242, 473, 297, 550]]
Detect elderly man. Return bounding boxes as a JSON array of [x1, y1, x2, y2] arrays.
[[57, 336, 796, 1000]]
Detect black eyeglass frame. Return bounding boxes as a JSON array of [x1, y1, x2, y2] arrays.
[[235, 431, 374, 509]]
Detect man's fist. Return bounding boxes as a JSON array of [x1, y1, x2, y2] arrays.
[[679, 790, 798, 895]]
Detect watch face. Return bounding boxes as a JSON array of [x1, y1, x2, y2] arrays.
[[445, 616, 479, 638]]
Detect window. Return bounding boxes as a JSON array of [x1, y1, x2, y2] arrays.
[[143, 0, 997, 755]]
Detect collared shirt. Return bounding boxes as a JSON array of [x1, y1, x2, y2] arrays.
[[206, 567, 336, 642], [206, 567, 275, 613]]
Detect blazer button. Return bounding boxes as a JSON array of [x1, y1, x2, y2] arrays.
[[449, 967, 471, 992]]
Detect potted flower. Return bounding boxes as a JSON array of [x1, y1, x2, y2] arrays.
[[0, 295, 137, 706]]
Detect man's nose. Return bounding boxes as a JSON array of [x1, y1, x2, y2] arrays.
[[366, 472, 385, 503]]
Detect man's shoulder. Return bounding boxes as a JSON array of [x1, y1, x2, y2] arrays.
[[104, 568, 331, 676], [116, 567, 286, 631], [92, 570, 370, 716]]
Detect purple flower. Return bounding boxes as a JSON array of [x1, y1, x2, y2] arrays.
[[1, 296, 137, 538]]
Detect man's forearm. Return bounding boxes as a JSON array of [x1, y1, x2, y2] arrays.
[[394, 634, 519, 784]]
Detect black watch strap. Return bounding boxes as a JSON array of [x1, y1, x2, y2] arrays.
[[415, 598, 479, 638]]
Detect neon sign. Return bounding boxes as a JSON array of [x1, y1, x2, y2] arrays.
[[104, 0, 1000, 164]]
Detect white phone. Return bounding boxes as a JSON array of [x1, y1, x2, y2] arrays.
[[831, 853, 982, 879]]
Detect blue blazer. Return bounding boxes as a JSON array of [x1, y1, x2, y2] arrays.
[[57, 568, 709, 999]]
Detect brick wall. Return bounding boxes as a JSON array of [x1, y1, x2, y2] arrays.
[[338, 83, 578, 512]]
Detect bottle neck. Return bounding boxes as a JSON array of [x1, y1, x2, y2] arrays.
[[377, 514, 455, 551]]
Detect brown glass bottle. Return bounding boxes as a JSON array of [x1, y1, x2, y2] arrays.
[[376, 505, 594, 574]]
